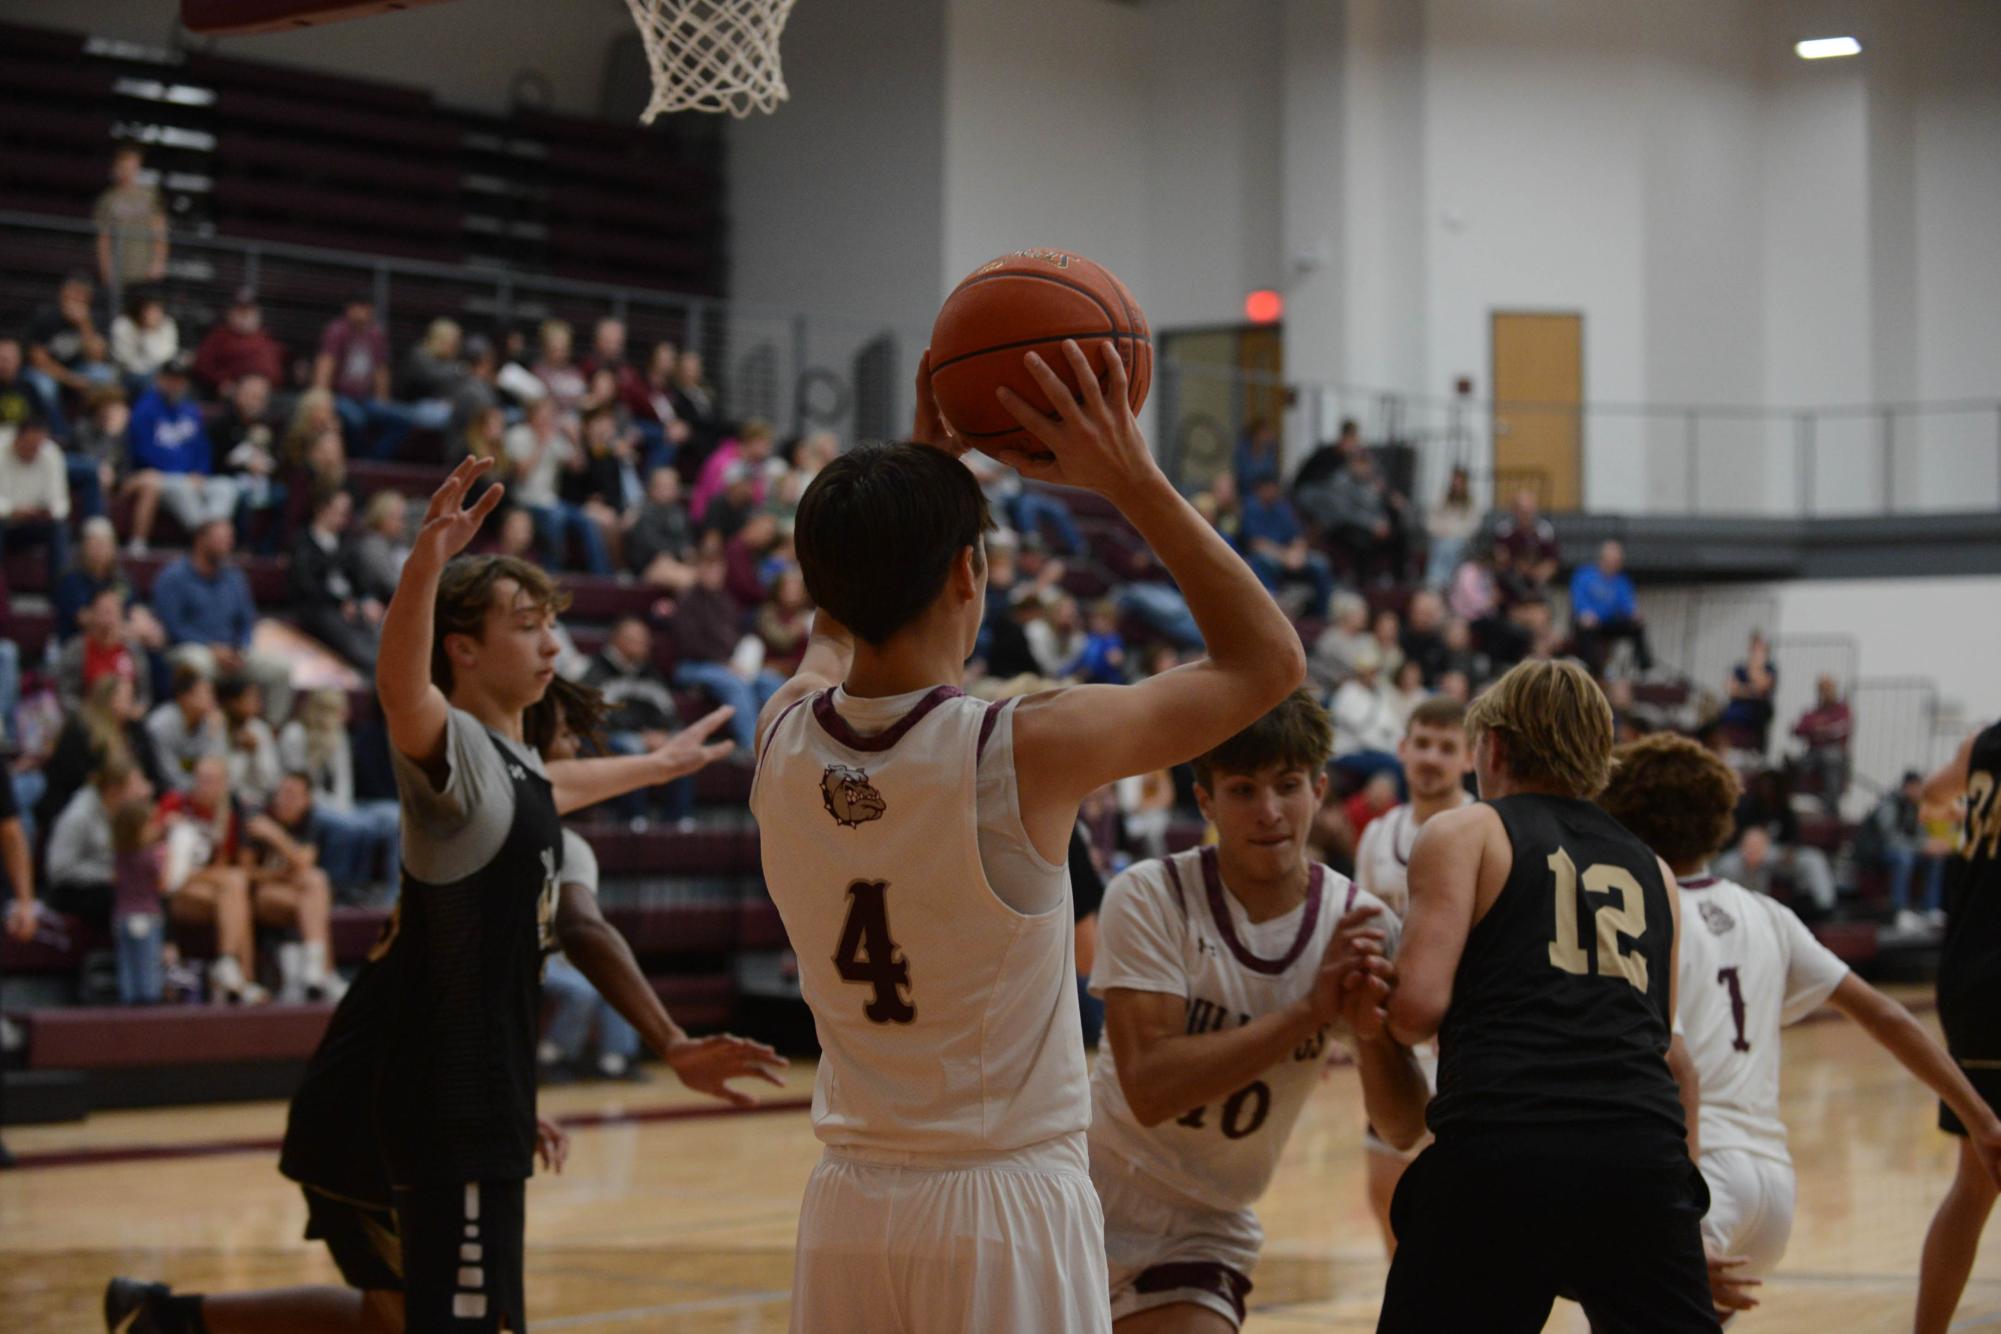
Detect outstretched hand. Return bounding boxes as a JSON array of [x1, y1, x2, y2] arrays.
[[534, 1116, 570, 1175], [664, 1033, 790, 1109], [412, 456, 505, 567], [912, 348, 969, 459], [649, 706, 737, 782], [992, 339, 1156, 496]]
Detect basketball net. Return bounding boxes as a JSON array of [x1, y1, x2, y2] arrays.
[[622, 0, 797, 121]]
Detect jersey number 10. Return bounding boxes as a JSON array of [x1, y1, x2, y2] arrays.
[[1545, 849, 1650, 992]]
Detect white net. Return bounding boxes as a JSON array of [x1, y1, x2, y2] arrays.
[[622, 0, 798, 121]]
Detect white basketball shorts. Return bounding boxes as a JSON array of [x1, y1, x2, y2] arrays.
[[1092, 1150, 1263, 1330], [789, 1134, 1109, 1334], [1698, 1146, 1797, 1281]]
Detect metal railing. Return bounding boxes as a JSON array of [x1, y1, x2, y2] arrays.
[[1158, 358, 2001, 519], [0, 210, 927, 445]]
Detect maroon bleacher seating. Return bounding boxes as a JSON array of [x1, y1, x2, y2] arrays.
[[1812, 921, 1879, 967], [648, 973, 735, 1031], [565, 577, 667, 623], [25, 1003, 333, 1070]]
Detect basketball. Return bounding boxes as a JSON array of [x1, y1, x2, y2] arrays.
[[928, 248, 1152, 454]]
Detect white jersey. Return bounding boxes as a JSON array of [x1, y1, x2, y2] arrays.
[[1675, 872, 1849, 1165], [752, 685, 1087, 1156], [1089, 846, 1399, 1212], [1352, 794, 1473, 921]]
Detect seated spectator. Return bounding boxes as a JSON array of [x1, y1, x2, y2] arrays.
[[1026, 592, 1087, 680], [277, 691, 398, 897], [153, 518, 293, 720], [1289, 417, 1360, 496], [214, 374, 285, 544], [627, 466, 698, 591], [282, 388, 342, 471], [766, 431, 836, 526], [1857, 771, 1946, 932], [445, 334, 502, 449], [580, 318, 660, 440], [1718, 768, 1835, 914], [533, 318, 589, 418], [289, 485, 382, 671], [1370, 608, 1406, 682], [1449, 548, 1531, 666], [1308, 592, 1372, 695], [1240, 476, 1334, 617], [967, 448, 1087, 557], [1064, 599, 1128, 685], [567, 402, 642, 554], [1438, 614, 1489, 685], [281, 424, 352, 534], [506, 397, 611, 574], [699, 460, 760, 543], [1193, 470, 1242, 548], [669, 548, 784, 752], [146, 664, 228, 790], [313, 295, 402, 459], [489, 506, 539, 561], [1399, 589, 1450, 685], [1491, 487, 1561, 594], [1345, 770, 1401, 846], [1424, 465, 1479, 589], [58, 584, 151, 713], [639, 340, 690, 464], [0, 413, 71, 576], [582, 618, 696, 825], [109, 289, 179, 390], [191, 287, 286, 396], [45, 758, 147, 928], [0, 336, 51, 432], [352, 489, 408, 604], [1791, 674, 1853, 811], [158, 754, 266, 1003], [666, 348, 729, 482], [109, 796, 169, 1004], [242, 791, 344, 1002], [540, 948, 645, 1081], [1300, 447, 1409, 580], [24, 273, 100, 437], [1569, 540, 1653, 677], [1233, 417, 1282, 492], [757, 569, 813, 677], [94, 144, 166, 290], [53, 518, 159, 653], [1330, 645, 1403, 789], [401, 317, 466, 428], [218, 676, 280, 809], [1435, 667, 1472, 704], [1115, 581, 1203, 651], [1383, 658, 1430, 732], [1717, 630, 1778, 752], [692, 418, 775, 524], [36, 674, 169, 831], [724, 512, 781, 606], [127, 355, 238, 545]]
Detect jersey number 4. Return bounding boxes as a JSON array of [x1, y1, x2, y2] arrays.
[[834, 880, 916, 1024], [1546, 848, 1650, 992]]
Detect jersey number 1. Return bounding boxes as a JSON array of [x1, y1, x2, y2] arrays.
[[1546, 848, 1650, 992], [834, 880, 916, 1024]]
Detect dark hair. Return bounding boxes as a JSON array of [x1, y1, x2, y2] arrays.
[[310, 480, 348, 519], [1407, 697, 1467, 734], [112, 143, 143, 161], [1192, 688, 1335, 790], [523, 676, 609, 757], [1600, 733, 1742, 867], [431, 555, 570, 692], [170, 663, 208, 701], [215, 674, 255, 709], [110, 798, 155, 855], [792, 442, 993, 646]]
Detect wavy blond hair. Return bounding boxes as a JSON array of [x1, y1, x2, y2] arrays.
[[1465, 659, 1614, 798]]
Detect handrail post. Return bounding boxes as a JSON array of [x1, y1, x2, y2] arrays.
[[790, 312, 809, 437], [373, 264, 390, 326], [1796, 414, 1814, 518], [1683, 410, 1698, 516], [243, 245, 260, 293], [1880, 408, 1895, 514]]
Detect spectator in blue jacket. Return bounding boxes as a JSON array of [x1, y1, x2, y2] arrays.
[[126, 355, 238, 547], [152, 518, 293, 722], [1064, 600, 1128, 685], [1240, 476, 1334, 618], [1569, 539, 1652, 676]]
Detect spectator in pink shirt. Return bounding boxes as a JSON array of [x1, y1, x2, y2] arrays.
[[690, 418, 773, 522]]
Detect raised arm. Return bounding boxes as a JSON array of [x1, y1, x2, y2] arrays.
[[754, 611, 854, 756], [378, 458, 504, 773], [1385, 805, 1494, 1046], [1828, 974, 2001, 1186], [547, 707, 734, 815], [555, 881, 786, 1106], [994, 340, 1304, 810]]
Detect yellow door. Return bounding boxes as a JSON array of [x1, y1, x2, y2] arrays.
[[1491, 311, 1582, 510]]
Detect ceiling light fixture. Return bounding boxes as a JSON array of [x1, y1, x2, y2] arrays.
[[1796, 36, 1862, 60]]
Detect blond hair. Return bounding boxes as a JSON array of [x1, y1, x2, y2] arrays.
[[1464, 659, 1614, 798]]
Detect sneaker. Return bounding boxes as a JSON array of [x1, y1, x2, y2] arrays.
[[597, 1052, 630, 1080], [1893, 909, 1926, 934], [103, 1277, 170, 1333], [124, 538, 149, 556], [305, 971, 349, 1005], [1926, 908, 1948, 929]]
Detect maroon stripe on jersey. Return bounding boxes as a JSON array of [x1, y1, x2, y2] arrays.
[[1678, 876, 1720, 890], [1165, 854, 1193, 919], [1133, 1260, 1252, 1322], [810, 685, 964, 752], [976, 698, 1008, 762], [756, 695, 812, 771], [1199, 845, 1325, 975]]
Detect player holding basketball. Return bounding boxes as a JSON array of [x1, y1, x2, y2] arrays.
[[752, 341, 1305, 1333], [1376, 659, 1719, 1333], [1914, 719, 2001, 1333], [1088, 688, 1423, 1332], [1348, 696, 1472, 1253], [107, 459, 783, 1334], [1600, 732, 2001, 1320]]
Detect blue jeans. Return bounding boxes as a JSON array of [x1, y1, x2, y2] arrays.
[[19, 367, 69, 438], [1250, 550, 1335, 619], [1007, 492, 1087, 556], [0, 639, 20, 748], [1425, 536, 1467, 590], [309, 801, 402, 892], [543, 955, 640, 1061], [1885, 847, 1945, 914], [10, 769, 45, 845], [115, 912, 166, 1004], [65, 455, 106, 519], [672, 662, 785, 751], [608, 732, 696, 821], [1117, 583, 1203, 649], [335, 396, 420, 461], [530, 502, 612, 575]]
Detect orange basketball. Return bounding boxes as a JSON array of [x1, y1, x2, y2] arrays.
[[929, 249, 1152, 455]]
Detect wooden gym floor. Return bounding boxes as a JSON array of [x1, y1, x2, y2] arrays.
[[2, 1004, 1996, 1331]]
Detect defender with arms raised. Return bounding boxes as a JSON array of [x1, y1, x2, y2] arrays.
[[752, 342, 1305, 1334]]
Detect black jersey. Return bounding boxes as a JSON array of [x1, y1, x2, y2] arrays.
[[281, 727, 563, 1200], [1426, 794, 1686, 1156], [1940, 721, 2001, 1058]]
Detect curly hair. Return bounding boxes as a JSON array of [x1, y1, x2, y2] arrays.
[[1599, 732, 1742, 868]]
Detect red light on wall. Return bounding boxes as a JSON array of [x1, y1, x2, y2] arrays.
[[1244, 289, 1284, 324]]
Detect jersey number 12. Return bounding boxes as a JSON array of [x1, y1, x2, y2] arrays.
[[834, 880, 916, 1024], [1546, 848, 1650, 992]]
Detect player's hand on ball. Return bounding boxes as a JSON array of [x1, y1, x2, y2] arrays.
[[412, 456, 504, 566], [664, 1033, 790, 1108], [648, 706, 737, 781], [534, 1117, 570, 1175], [912, 348, 969, 458], [994, 339, 1155, 495], [1703, 1246, 1761, 1315]]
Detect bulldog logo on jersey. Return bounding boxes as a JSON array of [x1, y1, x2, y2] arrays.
[[1698, 899, 1738, 936], [821, 764, 886, 828]]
